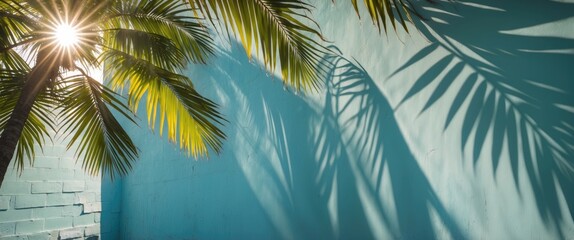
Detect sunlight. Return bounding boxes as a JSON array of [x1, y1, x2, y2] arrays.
[[54, 23, 79, 47]]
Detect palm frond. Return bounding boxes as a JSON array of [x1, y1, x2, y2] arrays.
[[102, 28, 186, 70], [0, 1, 38, 48], [103, 49, 226, 157], [58, 74, 138, 177], [351, 0, 414, 33], [103, 0, 214, 64], [189, 0, 331, 91], [0, 49, 29, 71], [0, 73, 55, 171]]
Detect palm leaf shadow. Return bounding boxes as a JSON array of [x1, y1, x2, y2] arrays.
[[393, 0, 574, 234], [313, 48, 465, 239]]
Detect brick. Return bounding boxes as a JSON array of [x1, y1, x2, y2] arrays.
[[84, 181, 100, 192], [83, 203, 101, 213], [0, 209, 32, 222], [32, 182, 62, 194], [73, 170, 87, 181], [0, 182, 31, 195], [33, 156, 59, 168], [46, 194, 75, 207], [93, 213, 100, 223], [94, 193, 101, 201], [19, 169, 75, 181], [15, 219, 44, 234], [0, 236, 27, 240], [73, 214, 94, 227], [44, 217, 73, 230], [75, 193, 95, 205], [37, 145, 66, 158], [59, 157, 79, 169], [27, 232, 52, 240], [84, 224, 99, 236], [0, 222, 16, 236], [62, 182, 84, 193], [49, 230, 59, 240], [59, 228, 83, 239], [62, 205, 83, 217], [85, 174, 99, 182], [15, 195, 46, 209], [0, 196, 10, 210], [33, 207, 63, 218]]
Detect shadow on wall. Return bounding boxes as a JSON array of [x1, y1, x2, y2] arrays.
[[192, 44, 463, 239], [311, 49, 465, 239], [113, 1, 573, 238], [394, 0, 574, 236]]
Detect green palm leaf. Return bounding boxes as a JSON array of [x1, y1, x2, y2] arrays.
[[103, 49, 226, 157], [103, 0, 214, 64], [58, 74, 137, 177], [189, 0, 331, 91], [103, 28, 187, 70], [351, 0, 414, 33], [0, 72, 55, 171]]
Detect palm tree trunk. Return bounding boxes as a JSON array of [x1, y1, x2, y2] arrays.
[[0, 67, 51, 182]]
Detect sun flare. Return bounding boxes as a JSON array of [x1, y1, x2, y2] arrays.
[[54, 23, 79, 47]]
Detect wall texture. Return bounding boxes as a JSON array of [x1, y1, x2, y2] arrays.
[[0, 129, 101, 239], [115, 0, 574, 239]]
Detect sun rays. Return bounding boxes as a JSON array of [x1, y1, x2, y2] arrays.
[[54, 23, 79, 47]]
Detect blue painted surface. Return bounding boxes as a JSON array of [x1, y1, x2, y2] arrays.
[[104, 0, 574, 239]]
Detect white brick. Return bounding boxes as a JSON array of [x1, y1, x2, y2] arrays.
[[59, 228, 83, 239], [0, 182, 31, 195], [19, 169, 75, 181], [15, 219, 44, 234], [73, 170, 86, 181], [46, 194, 75, 206], [27, 232, 52, 240], [83, 202, 101, 213], [37, 145, 66, 158], [93, 213, 100, 223], [62, 205, 83, 217], [75, 193, 95, 204], [84, 224, 99, 236], [0, 196, 10, 210], [59, 157, 79, 169], [33, 156, 59, 168], [84, 181, 100, 192], [44, 217, 73, 230], [0, 222, 16, 236], [0, 236, 27, 240], [15, 195, 46, 209], [0, 209, 32, 222], [73, 214, 94, 227], [32, 182, 62, 194], [48, 230, 59, 240], [32, 207, 63, 218], [63, 182, 84, 193]]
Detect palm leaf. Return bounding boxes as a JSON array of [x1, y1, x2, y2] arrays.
[[0, 1, 38, 48], [189, 0, 331, 91], [102, 0, 214, 64], [103, 49, 226, 158], [351, 0, 415, 33], [58, 74, 137, 177], [102, 28, 187, 70], [0, 73, 55, 171]]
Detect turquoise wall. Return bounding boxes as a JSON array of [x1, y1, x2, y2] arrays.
[[107, 0, 574, 239]]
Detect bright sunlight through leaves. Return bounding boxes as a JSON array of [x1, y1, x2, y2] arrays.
[[54, 23, 79, 47]]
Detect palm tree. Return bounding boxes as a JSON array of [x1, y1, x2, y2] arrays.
[[0, 0, 415, 182]]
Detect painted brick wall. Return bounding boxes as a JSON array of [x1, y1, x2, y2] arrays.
[[0, 131, 101, 240]]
